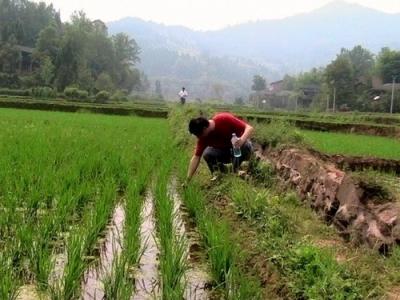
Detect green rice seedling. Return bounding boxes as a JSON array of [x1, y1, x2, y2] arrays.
[[103, 256, 133, 300], [124, 181, 144, 266], [0, 251, 19, 300], [201, 217, 235, 285], [302, 129, 400, 160], [225, 267, 263, 300], [83, 181, 116, 256], [29, 239, 53, 291], [153, 158, 188, 299], [59, 235, 86, 300]]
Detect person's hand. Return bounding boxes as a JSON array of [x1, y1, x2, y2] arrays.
[[233, 137, 244, 148]]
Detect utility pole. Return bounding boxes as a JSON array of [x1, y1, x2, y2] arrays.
[[390, 76, 396, 114], [333, 87, 336, 113]]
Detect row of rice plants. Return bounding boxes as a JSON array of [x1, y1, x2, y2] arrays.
[[155, 155, 188, 299], [301, 129, 400, 160], [0, 112, 129, 297], [0, 109, 171, 298], [102, 154, 156, 299], [176, 158, 264, 299]]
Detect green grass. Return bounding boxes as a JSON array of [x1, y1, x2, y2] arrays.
[[302, 130, 400, 160]]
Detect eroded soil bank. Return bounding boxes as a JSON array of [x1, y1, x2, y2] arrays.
[[308, 148, 400, 175], [257, 146, 400, 252]]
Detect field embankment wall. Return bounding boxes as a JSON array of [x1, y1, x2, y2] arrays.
[[258, 146, 400, 252]]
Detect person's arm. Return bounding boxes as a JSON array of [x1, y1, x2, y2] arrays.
[[236, 124, 253, 147], [186, 155, 201, 182]]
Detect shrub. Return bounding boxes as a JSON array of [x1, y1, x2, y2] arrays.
[[95, 91, 110, 102], [111, 90, 128, 102], [254, 120, 304, 148], [31, 87, 57, 99], [0, 73, 20, 88], [64, 87, 80, 100], [0, 88, 31, 96], [77, 90, 89, 100], [64, 87, 89, 101]]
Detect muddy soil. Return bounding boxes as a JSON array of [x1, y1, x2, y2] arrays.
[[132, 192, 160, 299], [82, 204, 125, 299], [169, 179, 211, 300]]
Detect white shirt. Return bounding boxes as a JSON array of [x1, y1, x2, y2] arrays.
[[178, 90, 188, 98]]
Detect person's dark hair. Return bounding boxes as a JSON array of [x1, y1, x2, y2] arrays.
[[189, 117, 209, 137]]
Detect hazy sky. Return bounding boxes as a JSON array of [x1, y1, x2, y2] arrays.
[[35, 0, 400, 30]]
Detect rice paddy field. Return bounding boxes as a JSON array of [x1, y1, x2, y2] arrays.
[[1, 107, 400, 300], [302, 130, 400, 160]]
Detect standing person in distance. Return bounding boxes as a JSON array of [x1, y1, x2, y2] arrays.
[[185, 112, 254, 183], [178, 87, 188, 105]]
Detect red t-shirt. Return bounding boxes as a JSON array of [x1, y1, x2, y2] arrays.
[[194, 112, 247, 156]]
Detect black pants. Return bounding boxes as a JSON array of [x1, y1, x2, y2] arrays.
[[203, 141, 253, 173], [180, 97, 186, 104]]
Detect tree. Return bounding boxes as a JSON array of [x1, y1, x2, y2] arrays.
[[38, 56, 55, 86], [0, 35, 20, 73], [95, 72, 114, 92], [252, 75, 266, 91], [325, 55, 354, 107], [340, 45, 374, 85], [376, 48, 400, 83]]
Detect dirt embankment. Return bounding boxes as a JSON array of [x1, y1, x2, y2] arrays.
[[0, 99, 168, 118], [258, 146, 400, 252], [308, 148, 400, 175]]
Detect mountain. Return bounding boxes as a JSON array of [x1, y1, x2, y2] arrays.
[[107, 1, 400, 101]]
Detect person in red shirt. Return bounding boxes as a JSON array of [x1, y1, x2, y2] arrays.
[[185, 112, 254, 182]]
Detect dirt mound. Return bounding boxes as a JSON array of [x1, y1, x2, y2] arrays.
[[262, 147, 400, 252], [308, 148, 400, 175]]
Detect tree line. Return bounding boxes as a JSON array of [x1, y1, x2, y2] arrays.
[[0, 0, 148, 100], [251, 45, 400, 112]]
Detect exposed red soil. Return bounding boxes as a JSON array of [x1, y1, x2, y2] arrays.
[[257, 146, 400, 253]]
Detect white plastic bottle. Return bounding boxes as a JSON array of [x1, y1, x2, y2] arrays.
[[231, 133, 242, 158]]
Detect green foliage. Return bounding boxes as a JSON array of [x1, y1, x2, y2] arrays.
[[31, 86, 57, 98], [63, 86, 89, 100], [284, 244, 363, 300], [376, 48, 400, 83], [111, 90, 128, 102], [0, 72, 20, 88], [95, 90, 110, 102], [253, 120, 304, 148], [95, 72, 114, 92], [325, 55, 354, 107], [63, 87, 79, 99], [251, 75, 266, 91], [302, 129, 400, 160], [0, 88, 30, 96]]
